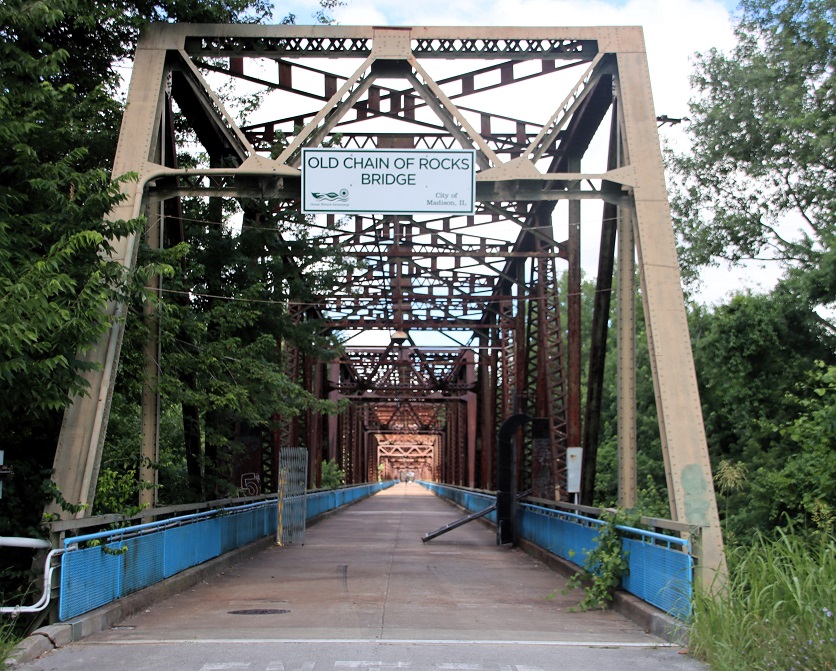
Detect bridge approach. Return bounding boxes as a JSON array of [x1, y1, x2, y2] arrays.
[[11, 484, 705, 670]]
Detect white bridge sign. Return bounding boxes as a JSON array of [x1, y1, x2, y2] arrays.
[[302, 148, 476, 215]]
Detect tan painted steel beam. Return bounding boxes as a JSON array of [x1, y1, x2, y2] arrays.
[[137, 23, 604, 58], [615, 41, 726, 585], [567, 157, 582, 480], [275, 55, 378, 166], [49, 41, 169, 518], [139, 192, 163, 512], [406, 63, 500, 170]]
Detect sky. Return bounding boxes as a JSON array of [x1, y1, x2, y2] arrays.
[[280, 0, 739, 126], [266, 0, 786, 306]]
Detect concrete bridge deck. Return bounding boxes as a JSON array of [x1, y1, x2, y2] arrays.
[[13, 484, 707, 670]]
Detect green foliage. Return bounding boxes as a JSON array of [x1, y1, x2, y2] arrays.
[[689, 289, 835, 540], [93, 458, 153, 517], [669, 0, 836, 309], [690, 527, 836, 671], [321, 459, 346, 490], [591, 278, 668, 516], [764, 361, 836, 532], [561, 509, 638, 611], [121, 197, 348, 503], [41, 480, 88, 518], [0, 0, 321, 589], [0, 0, 145, 426], [0, 0, 343, 518]]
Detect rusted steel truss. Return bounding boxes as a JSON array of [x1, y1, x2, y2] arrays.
[[51, 24, 725, 582]]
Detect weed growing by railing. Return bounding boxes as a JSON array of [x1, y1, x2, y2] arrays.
[[560, 508, 639, 611], [0, 579, 25, 664], [690, 527, 835, 670], [0, 616, 19, 665]]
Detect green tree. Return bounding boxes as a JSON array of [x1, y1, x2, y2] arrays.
[[669, 0, 836, 315], [689, 288, 835, 539], [0, 1, 148, 536], [1, 0, 343, 575], [764, 361, 836, 534], [1, 3, 349, 628], [143, 200, 346, 502]]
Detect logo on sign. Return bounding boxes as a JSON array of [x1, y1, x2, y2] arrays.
[[311, 188, 349, 203]]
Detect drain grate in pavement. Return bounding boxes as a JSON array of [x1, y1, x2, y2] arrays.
[[227, 609, 290, 615]]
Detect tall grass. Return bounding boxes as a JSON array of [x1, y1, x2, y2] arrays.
[[690, 528, 835, 671], [0, 616, 21, 665]]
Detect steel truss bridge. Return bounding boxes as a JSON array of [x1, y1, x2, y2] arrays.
[[49, 24, 725, 581]]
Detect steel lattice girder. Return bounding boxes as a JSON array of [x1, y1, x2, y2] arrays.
[[50, 23, 725, 584], [334, 345, 475, 398]]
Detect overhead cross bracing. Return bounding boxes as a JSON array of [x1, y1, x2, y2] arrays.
[[49, 24, 726, 584]]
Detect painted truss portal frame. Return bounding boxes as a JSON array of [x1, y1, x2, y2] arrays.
[[50, 24, 725, 581]]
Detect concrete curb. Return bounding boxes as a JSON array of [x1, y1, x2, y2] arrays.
[[4, 534, 277, 668], [517, 535, 689, 645]]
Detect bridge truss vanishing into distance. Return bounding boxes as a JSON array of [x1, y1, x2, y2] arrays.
[[50, 24, 725, 580]]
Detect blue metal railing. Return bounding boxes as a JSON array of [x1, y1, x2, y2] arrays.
[[306, 481, 395, 518], [59, 481, 395, 621], [421, 481, 496, 522], [419, 481, 693, 619]]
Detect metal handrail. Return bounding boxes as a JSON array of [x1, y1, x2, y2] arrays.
[[518, 502, 692, 551], [0, 538, 64, 615], [64, 499, 279, 548], [421, 481, 702, 537]]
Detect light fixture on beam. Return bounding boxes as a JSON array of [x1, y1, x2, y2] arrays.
[[391, 329, 409, 344]]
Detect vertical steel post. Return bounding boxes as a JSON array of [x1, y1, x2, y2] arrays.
[[458, 400, 467, 486], [139, 202, 162, 510], [581, 109, 620, 506], [531, 233, 554, 500], [617, 205, 638, 509], [328, 361, 340, 463], [567, 158, 583, 491], [617, 36, 726, 582], [465, 349, 477, 488], [478, 329, 495, 489], [309, 359, 324, 488], [139, 92, 173, 510], [515, 285, 529, 492]]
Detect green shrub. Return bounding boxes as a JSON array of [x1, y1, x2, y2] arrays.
[[321, 459, 346, 490]]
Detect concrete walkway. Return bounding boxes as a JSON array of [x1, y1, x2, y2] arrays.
[[11, 484, 707, 670]]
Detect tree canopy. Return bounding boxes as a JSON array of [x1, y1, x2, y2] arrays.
[[670, 0, 836, 314], [0, 0, 344, 536]]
